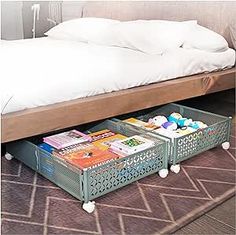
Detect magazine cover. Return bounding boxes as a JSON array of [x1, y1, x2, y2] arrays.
[[43, 130, 92, 149], [110, 135, 155, 155], [92, 133, 127, 150], [60, 144, 119, 169]]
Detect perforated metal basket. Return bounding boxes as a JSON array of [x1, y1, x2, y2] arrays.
[[117, 103, 232, 165], [81, 120, 168, 202], [6, 120, 168, 204]]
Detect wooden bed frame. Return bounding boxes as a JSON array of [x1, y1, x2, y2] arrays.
[[2, 68, 235, 143], [1, 1, 236, 143]]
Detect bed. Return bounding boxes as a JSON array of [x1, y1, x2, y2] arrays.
[[1, 1, 236, 143]]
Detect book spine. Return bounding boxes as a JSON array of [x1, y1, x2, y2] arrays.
[[55, 143, 92, 156], [58, 138, 92, 149], [90, 132, 115, 142], [73, 130, 92, 142], [43, 138, 62, 149]]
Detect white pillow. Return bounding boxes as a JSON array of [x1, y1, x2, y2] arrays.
[[45, 17, 120, 45], [45, 18, 196, 54], [183, 24, 229, 52], [110, 20, 197, 54]]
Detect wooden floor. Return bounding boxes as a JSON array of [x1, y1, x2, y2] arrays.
[[174, 89, 236, 234], [175, 197, 235, 234]]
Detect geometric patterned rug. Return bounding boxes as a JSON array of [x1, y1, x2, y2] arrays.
[[1, 131, 235, 235]]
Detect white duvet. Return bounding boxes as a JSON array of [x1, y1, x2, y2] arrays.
[[0, 37, 235, 114]]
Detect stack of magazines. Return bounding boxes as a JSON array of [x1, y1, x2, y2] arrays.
[[39, 129, 155, 170]]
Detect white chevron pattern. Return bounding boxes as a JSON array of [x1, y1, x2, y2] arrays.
[[1, 134, 235, 235]]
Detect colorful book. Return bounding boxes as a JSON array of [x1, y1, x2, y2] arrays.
[[43, 130, 92, 149], [110, 135, 155, 155], [60, 144, 118, 170], [89, 129, 116, 142], [92, 133, 127, 150], [108, 146, 127, 157], [123, 118, 157, 130], [38, 142, 55, 154], [52, 142, 93, 158]]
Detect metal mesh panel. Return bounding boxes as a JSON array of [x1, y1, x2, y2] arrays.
[[38, 150, 55, 181], [120, 103, 231, 165], [86, 144, 166, 201], [139, 103, 225, 126], [53, 159, 83, 200], [6, 141, 38, 171], [38, 149, 83, 200], [175, 121, 229, 162], [7, 120, 168, 204]]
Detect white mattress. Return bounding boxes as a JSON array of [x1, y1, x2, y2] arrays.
[[1, 37, 235, 114]]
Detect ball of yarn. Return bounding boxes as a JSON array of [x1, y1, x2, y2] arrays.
[[190, 121, 207, 129], [162, 121, 178, 131], [168, 113, 182, 123], [149, 115, 168, 127], [177, 118, 192, 127]]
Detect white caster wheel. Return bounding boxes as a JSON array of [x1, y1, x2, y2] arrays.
[[5, 153, 14, 161], [222, 142, 230, 150], [170, 164, 181, 174], [158, 169, 169, 178], [82, 201, 95, 213]]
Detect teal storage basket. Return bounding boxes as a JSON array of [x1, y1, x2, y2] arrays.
[[5, 120, 168, 213], [117, 103, 232, 173]]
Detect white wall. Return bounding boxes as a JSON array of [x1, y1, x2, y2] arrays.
[[61, 1, 84, 21], [1, 1, 24, 40], [1, 1, 52, 40]]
